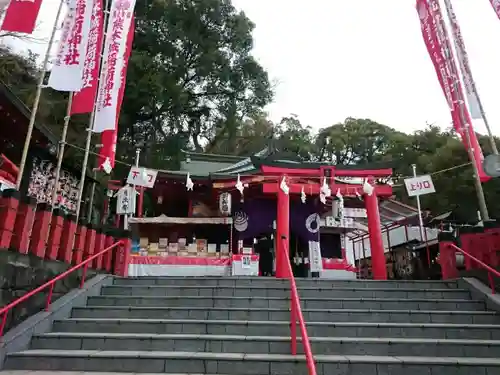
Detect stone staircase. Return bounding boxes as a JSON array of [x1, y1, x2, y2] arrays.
[[4, 277, 500, 374]]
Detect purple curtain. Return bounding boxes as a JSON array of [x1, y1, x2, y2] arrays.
[[290, 201, 320, 243], [233, 199, 276, 240]]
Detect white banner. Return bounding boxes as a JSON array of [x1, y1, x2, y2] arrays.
[[442, 0, 481, 119], [93, 0, 136, 133], [48, 0, 93, 92]]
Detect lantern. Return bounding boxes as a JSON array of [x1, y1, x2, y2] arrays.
[[219, 192, 232, 216]]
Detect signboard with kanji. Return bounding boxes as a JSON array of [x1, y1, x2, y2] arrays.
[[116, 186, 136, 214], [404, 175, 436, 197], [126, 167, 158, 188]]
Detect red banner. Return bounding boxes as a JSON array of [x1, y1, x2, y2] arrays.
[[71, 0, 104, 114], [416, 0, 489, 182], [98, 17, 134, 170], [490, 0, 500, 20], [0, 0, 43, 34]]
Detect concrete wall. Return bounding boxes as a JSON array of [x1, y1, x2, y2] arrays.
[[0, 249, 97, 334]]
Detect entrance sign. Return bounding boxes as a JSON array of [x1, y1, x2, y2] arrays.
[[126, 167, 158, 188], [404, 175, 435, 197]]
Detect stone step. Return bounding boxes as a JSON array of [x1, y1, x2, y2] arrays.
[[87, 295, 486, 311], [71, 306, 500, 324], [6, 349, 500, 374], [114, 276, 459, 290], [52, 318, 500, 340], [31, 332, 500, 358], [101, 285, 472, 299]]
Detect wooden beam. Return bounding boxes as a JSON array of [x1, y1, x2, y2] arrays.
[[263, 183, 392, 197]]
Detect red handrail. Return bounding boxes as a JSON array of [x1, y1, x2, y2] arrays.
[[0, 240, 124, 337], [450, 243, 500, 294], [282, 239, 317, 375]]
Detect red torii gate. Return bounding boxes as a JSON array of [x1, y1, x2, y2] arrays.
[[261, 165, 393, 280]]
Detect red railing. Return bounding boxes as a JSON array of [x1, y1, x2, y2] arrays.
[[0, 240, 124, 337], [282, 238, 317, 375], [450, 243, 500, 294]]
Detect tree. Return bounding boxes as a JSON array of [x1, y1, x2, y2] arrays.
[[117, 0, 273, 172], [315, 118, 406, 164], [0, 46, 94, 168]]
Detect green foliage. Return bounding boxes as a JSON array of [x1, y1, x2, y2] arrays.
[[117, 0, 273, 175]]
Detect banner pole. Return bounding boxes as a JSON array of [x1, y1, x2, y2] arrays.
[[75, 0, 110, 223], [442, 0, 498, 155], [16, 0, 65, 190], [51, 93, 73, 208], [434, 0, 490, 221], [411, 164, 426, 241]]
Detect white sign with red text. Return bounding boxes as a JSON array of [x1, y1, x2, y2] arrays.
[[48, 0, 93, 91], [126, 167, 158, 188], [404, 175, 436, 197], [93, 0, 136, 133]]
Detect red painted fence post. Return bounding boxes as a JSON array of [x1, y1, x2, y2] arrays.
[[29, 203, 52, 258], [59, 214, 77, 264], [94, 227, 105, 270], [72, 219, 87, 265], [459, 227, 475, 271], [46, 209, 64, 260], [83, 223, 96, 265], [11, 196, 36, 254], [438, 232, 458, 280], [484, 220, 499, 268], [0, 189, 20, 250], [114, 229, 131, 277], [103, 227, 115, 272]]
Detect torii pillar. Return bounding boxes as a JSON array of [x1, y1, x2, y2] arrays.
[[276, 176, 290, 278], [364, 178, 387, 280]]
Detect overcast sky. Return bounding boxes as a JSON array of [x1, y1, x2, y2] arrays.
[[7, 0, 500, 135]]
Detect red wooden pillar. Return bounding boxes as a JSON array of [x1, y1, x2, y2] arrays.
[[94, 227, 105, 269], [364, 186, 387, 280], [11, 197, 36, 254], [59, 214, 77, 263], [114, 229, 132, 277], [0, 189, 20, 250], [73, 220, 87, 265], [103, 227, 115, 272], [46, 209, 64, 260], [29, 203, 52, 258], [276, 177, 289, 279], [438, 232, 458, 279], [83, 223, 96, 264]]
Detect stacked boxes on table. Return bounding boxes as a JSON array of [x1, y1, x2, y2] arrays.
[[136, 236, 231, 259]]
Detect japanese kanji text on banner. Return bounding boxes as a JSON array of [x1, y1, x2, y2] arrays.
[[71, 0, 104, 114], [93, 0, 136, 133], [416, 0, 489, 182], [404, 175, 436, 197], [48, 0, 94, 92]]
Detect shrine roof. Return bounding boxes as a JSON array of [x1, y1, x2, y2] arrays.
[[0, 81, 58, 145], [158, 147, 394, 183], [345, 198, 420, 240]]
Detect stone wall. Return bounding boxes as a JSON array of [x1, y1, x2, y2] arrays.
[[0, 250, 97, 333]]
